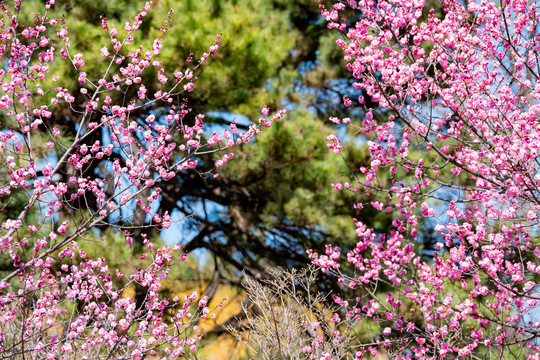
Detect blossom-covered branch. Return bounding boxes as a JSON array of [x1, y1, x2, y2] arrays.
[[0, 0, 284, 358]]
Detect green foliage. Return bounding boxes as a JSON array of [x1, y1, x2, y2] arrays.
[[224, 108, 358, 240], [24, 0, 297, 117]]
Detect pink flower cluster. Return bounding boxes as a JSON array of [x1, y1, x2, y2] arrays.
[[311, 0, 540, 358], [0, 1, 281, 358]]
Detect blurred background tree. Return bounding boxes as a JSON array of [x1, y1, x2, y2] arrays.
[[4, 0, 419, 357], [15, 0, 383, 280]]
